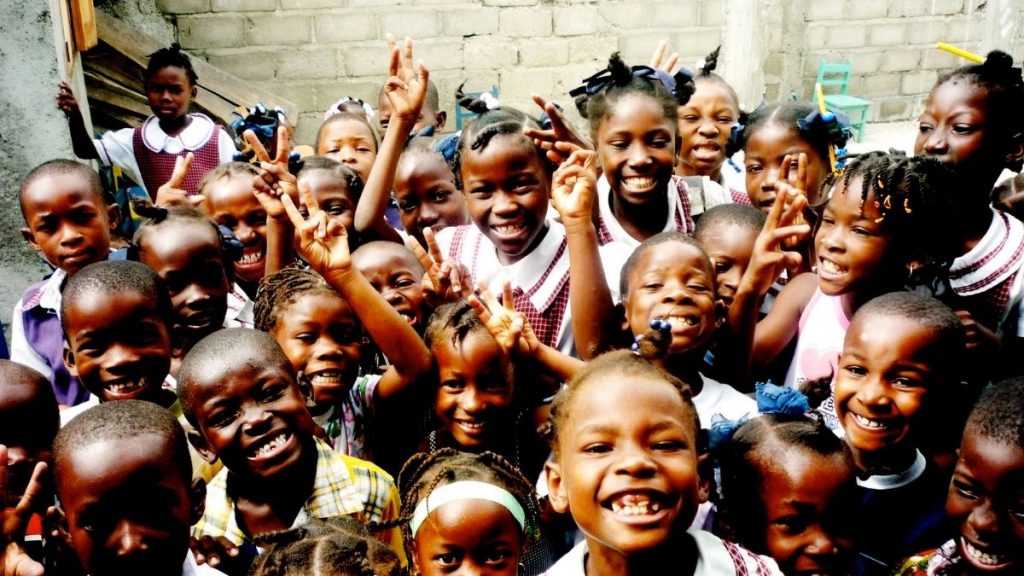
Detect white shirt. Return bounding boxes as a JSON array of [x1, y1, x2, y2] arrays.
[[93, 114, 236, 194], [10, 269, 67, 382], [596, 175, 694, 250], [692, 373, 757, 428]]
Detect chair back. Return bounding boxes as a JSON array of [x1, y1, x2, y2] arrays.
[[816, 60, 853, 95]]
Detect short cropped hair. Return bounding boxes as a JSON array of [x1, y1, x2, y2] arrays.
[[61, 260, 175, 336], [694, 204, 766, 243], [966, 377, 1024, 448], [19, 159, 105, 217]]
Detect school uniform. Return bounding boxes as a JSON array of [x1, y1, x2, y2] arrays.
[[542, 529, 782, 576], [193, 437, 405, 562], [94, 113, 236, 197], [721, 159, 748, 206], [435, 221, 631, 356], [224, 282, 254, 328], [595, 174, 695, 249]]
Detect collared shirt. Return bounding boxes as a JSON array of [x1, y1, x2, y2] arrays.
[[10, 269, 67, 383], [94, 114, 236, 194], [193, 437, 404, 562], [595, 174, 695, 249], [224, 283, 254, 329]]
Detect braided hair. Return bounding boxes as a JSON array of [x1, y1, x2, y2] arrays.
[[821, 150, 963, 285], [383, 448, 540, 555], [253, 267, 341, 333], [695, 46, 742, 112], [938, 51, 1024, 144], [296, 155, 366, 204], [577, 52, 695, 140], [145, 43, 197, 86], [453, 85, 545, 180], [249, 517, 403, 576]]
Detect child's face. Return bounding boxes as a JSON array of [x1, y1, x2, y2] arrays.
[[461, 135, 551, 266], [351, 243, 428, 332], [412, 498, 523, 576], [204, 176, 268, 284], [744, 123, 827, 211], [433, 330, 514, 450], [138, 221, 229, 345], [915, 80, 1009, 189], [758, 450, 857, 576], [57, 433, 196, 576], [546, 374, 702, 556], [270, 293, 362, 411], [815, 180, 895, 297], [596, 94, 677, 207], [0, 385, 57, 507], [189, 358, 316, 480], [316, 118, 377, 183], [21, 174, 114, 276], [947, 430, 1024, 574], [64, 289, 172, 404], [698, 222, 758, 309], [624, 241, 719, 355], [296, 171, 356, 233], [394, 154, 466, 246], [676, 79, 739, 177], [835, 314, 940, 462], [145, 65, 195, 123]]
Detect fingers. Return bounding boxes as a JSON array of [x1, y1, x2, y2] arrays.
[[188, 194, 207, 208], [446, 261, 463, 296], [406, 234, 435, 274], [281, 189, 305, 228], [795, 152, 808, 191], [402, 37, 414, 79], [662, 52, 680, 74], [273, 125, 291, 164], [11, 463, 46, 523], [168, 152, 194, 190], [502, 280, 515, 312], [298, 181, 320, 218], [649, 40, 668, 68], [414, 62, 430, 100], [423, 226, 445, 265], [467, 293, 491, 323], [243, 129, 271, 163], [388, 43, 401, 79]]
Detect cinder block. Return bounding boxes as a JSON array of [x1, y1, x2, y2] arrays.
[[442, 7, 499, 36], [597, 2, 649, 29], [499, 7, 552, 37], [701, 0, 724, 26], [178, 15, 245, 50], [877, 97, 913, 121], [315, 78, 386, 111], [499, 68, 556, 108], [519, 38, 569, 67], [278, 49, 338, 80], [255, 80, 318, 113], [414, 40, 466, 72], [888, 0, 929, 17], [244, 14, 312, 47], [464, 39, 518, 70], [807, 0, 845, 21], [901, 69, 938, 95], [204, 49, 277, 81], [861, 73, 900, 97], [644, 2, 700, 28], [155, 0, 209, 15], [855, 0, 889, 19], [806, 25, 827, 50], [315, 12, 378, 43], [868, 23, 906, 46], [880, 49, 921, 72], [342, 46, 391, 77], [281, 0, 342, 8], [932, 0, 964, 16], [211, 0, 274, 12], [553, 7, 602, 37], [381, 10, 439, 40], [568, 36, 611, 64], [826, 25, 866, 49], [483, 0, 538, 6]]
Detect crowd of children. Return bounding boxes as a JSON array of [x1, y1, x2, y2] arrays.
[[0, 34, 1022, 576]]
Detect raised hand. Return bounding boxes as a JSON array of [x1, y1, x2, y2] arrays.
[[1, 446, 46, 576], [382, 36, 429, 125], [550, 149, 598, 226], [469, 281, 539, 358], [249, 127, 296, 221], [523, 94, 592, 165], [155, 152, 204, 207], [741, 173, 811, 298], [649, 40, 680, 74], [55, 82, 80, 116], [282, 182, 351, 274], [407, 226, 471, 306], [385, 34, 416, 85], [776, 153, 810, 249]]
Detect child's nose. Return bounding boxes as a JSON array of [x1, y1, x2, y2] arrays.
[[111, 519, 148, 556], [58, 222, 85, 246], [968, 499, 999, 535], [615, 444, 657, 477], [697, 120, 718, 137], [804, 526, 836, 557], [234, 222, 255, 243], [855, 377, 891, 409], [628, 143, 652, 166], [922, 130, 948, 156], [459, 387, 484, 413], [492, 191, 518, 216], [417, 203, 439, 227]]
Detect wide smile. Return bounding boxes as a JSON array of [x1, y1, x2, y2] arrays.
[[620, 175, 659, 195], [453, 417, 489, 438], [237, 247, 265, 268], [601, 489, 673, 525], [962, 537, 1014, 570], [247, 430, 295, 463], [818, 257, 848, 282], [306, 370, 349, 393], [689, 143, 722, 161], [102, 376, 149, 400], [490, 220, 528, 240]]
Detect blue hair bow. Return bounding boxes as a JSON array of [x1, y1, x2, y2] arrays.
[[755, 381, 811, 415], [796, 109, 853, 147], [727, 122, 745, 154], [569, 65, 660, 97], [707, 413, 749, 452]]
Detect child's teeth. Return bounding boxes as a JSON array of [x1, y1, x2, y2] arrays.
[[241, 250, 264, 265], [624, 176, 654, 190], [610, 494, 660, 516], [256, 433, 287, 457], [964, 540, 1009, 566], [820, 259, 843, 275], [853, 414, 887, 429], [311, 372, 343, 384]]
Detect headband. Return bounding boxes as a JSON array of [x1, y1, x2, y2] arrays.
[[324, 97, 376, 121], [410, 481, 526, 537]]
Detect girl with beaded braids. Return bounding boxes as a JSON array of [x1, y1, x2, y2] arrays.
[[391, 448, 553, 575], [725, 150, 963, 391], [56, 43, 236, 198], [249, 517, 404, 576], [916, 51, 1024, 369], [568, 52, 698, 249]]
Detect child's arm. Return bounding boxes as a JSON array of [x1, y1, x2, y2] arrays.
[[248, 128, 298, 275], [282, 184, 432, 400], [723, 156, 813, 381], [469, 281, 583, 383], [56, 82, 101, 160], [550, 149, 619, 359], [353, 37, 428, 244]]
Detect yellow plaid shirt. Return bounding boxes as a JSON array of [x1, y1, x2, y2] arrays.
[[193, 437, 404, 562]]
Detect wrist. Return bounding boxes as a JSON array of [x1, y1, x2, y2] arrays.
[[562, 217, 596, 236]]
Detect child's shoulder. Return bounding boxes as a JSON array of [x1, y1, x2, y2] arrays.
[[689, 530, 784, 576]]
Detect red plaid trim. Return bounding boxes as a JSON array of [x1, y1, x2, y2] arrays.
[[951, 270, 1018, 332], [596, 218, 615, 245], [509, 242, 570, 349], [721, 540, 773, 576], [949, 211, 1019, 281], [731, 187, 752, 205], [671, 176, 695, 235], [133, 119, 221, 197]]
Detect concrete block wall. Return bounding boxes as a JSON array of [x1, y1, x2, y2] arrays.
[[153, 0, 1024, 141]]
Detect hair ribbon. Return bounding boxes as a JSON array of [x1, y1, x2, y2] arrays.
[[755, 381, 811, 415], [410, 481, 526, 537]]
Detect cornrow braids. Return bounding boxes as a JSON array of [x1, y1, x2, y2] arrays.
[[736, 102, 849, 178], [453, 84, 545, 179], [253, 267, 340, 332], [296, 155, 366, 204], [384, 449, 541, 554], [423, 300, 487, 353], [823, 150, 963, 280], [197, 161, 258, 198], [145, 42, 198, 85], [250, 517, 404, 576]]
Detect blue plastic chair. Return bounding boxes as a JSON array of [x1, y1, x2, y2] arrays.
[[455, 85, 499, 131], [815, 60, 870, 142]]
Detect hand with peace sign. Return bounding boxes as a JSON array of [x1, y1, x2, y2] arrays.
[[469, 281, 539, 359], [0, 446, 46, 576], [407, 226, 473, 307], [154, 152, 205, 207], [550, 149, 599, 228], [381, 34, 429, 126], [248, 126, 297, 222], [282, 182, 352, 275], [523, 94, 593, 166], [649, 40, 680, 75]]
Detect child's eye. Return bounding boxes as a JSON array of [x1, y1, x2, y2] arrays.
[[819, 215, 835, 226], [484, 548, 512, 564], [582, 443, 612, 454], [609, 140, 628, 150], [428, 190, 451, 203], [746, 164, 763, 174], [842, 365, 867, 377], [682, 115, 699, 122], [652, 440, 685, 451], [892, 376, 923, 389], [953, 480, 978, 500], [917, 123, 934, 134], [442, 379, 466, 391], [852, 226, 874, 237], [258, 384, 287, 402], [952, 124, 976, 135], [773, 515, 810, 534], [357, 147, 373, 153], [208, 408, 239, 429], [687, 283, 710, 293], [395, 278, 416, 289], [713, 261, 731, 273], [434, 553, 460, 568], [717, 116, 734, 124]]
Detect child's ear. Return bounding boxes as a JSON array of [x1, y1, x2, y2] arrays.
[[190, 84, 198, 101], [714, 299, 728, 330], [616, 301, 630, 336], [296, 373, 316, 408], [63, 343, 79, 379], [696, 453, 712, 505], [434, 110, 447, 132], [544, 460, 570, 514], [189, 478, 206, 525], [185, 426, 218, 464], [1006, 131, 1024, 172], [21, 227, 40, 252], [106, 203, 122, 233]]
